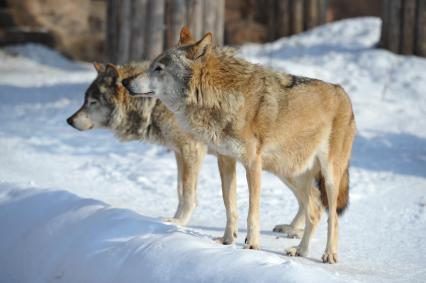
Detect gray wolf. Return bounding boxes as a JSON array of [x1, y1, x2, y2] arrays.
[[124, 28, 356, 263], [67, 62, 207, 226]]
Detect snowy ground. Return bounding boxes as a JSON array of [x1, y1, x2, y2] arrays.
[[0, 17, 425, 282]]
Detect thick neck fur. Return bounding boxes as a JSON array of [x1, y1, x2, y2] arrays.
[[187, 50, 254, 110], [109, 95, 164, 143], [178, 50, 266, 146]]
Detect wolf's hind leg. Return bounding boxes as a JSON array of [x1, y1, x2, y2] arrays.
[[273, 186, 305, 238], [286, 175, 322, 257], [321, 165, 340, 264]]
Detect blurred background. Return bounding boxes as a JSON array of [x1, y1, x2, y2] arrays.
[[1, 0, 424, 63]]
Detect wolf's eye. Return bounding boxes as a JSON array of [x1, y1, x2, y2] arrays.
[[153, 65, 163, 72], [89, 100, 98, 105]]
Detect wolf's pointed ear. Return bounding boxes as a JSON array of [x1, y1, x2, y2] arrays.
[[178, 26, 194, 46], [186, 32, 212, 60], [103, 63, 121, 86], [93, 62, 105, 73], [105, 63, 119, 79]]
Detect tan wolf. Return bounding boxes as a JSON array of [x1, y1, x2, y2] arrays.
[[124, 28, 356, 263]]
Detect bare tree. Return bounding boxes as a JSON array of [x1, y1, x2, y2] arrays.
[[415, 0, 426, 56], [106, 0, 224, 64], [267, 0, 328, 41], [380, 0, 426, 56]]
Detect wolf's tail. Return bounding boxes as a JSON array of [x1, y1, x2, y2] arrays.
[[318, 165, 350, 216]]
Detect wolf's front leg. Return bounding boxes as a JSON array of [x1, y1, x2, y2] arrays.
[[216, 154, 238, 245], [244, 151, 262, 250], [168, 152, 184, 223], [165, 147, 205, 226]]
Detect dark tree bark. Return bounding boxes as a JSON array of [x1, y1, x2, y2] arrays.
[[168, 0, 186, 46], [318, 0, 328, 25], [129, 0, 148, 60], [115, 0, 132, 64], [144, 0, 165, 60], [187, 0, 204, 40], [401, 0, 416, 54], [415, 0, 426, 56], [380, 0, 390, 49], [106, 0, 118, 63], [202, 0, 218, 43], [387, 0, 402, 53], [214, 0, 225, 45], [290, 0, 304, 34], [276, 0, 291, 38], [304, 0, 318, 30], [266, 0, 329, 41], [267, 0, 277, 41], [380, 0, 426, 56]]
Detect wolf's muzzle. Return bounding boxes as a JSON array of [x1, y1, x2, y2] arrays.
[[122, 78, 131, 89], [66, 117, 74, 127], [122, 77, 154, 97]]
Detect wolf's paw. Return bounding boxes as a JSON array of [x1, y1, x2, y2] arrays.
[[243, 237, 260, 250], [214, 236, 233, 245], [214, 231, 237, 245], [322, 252, 338, 264], [243, 243, 260, 250], [285, 246, 307, 257], [273, 224, 304, 239], [162, 217, 186, 226]]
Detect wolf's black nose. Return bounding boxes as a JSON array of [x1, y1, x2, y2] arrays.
[[122, 78, 130, 89], [66, 117, 73, 126]]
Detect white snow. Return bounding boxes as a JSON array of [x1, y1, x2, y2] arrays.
[[0, 17, 425, 282]]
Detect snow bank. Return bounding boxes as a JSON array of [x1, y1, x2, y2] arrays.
[[0, 184, 336, 283], [0, 43, 94, 87]]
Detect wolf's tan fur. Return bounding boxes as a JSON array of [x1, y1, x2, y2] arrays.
[[186, 34, 355, 263], [128, 29, 356, 263]]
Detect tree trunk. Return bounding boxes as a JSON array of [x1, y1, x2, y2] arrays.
[[214, 0, 225, 45], [304, 0, 318, 30], [106, 0, 118, 63], [276, 0, 291, 38], [380, 0, 390, 49], [415, 0, 426, 56], [401, 0, 416, 54], [267, 0, 276, 41], [129, 0, 148, 61], [168, 0, 186, 46], [144, 0, 165, 60], [187, 0, 204, 40], [105, 0, 224, 62], [318, 0, 328, 25], [380, 0, 426, 56], [290, 0, 304, 34], [387, 0, 402, 53], [115, 0, 132, 64]]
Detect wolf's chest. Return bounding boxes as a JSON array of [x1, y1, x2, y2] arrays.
[[177, 107, 244, 158], [208, 137, 243, 159]]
